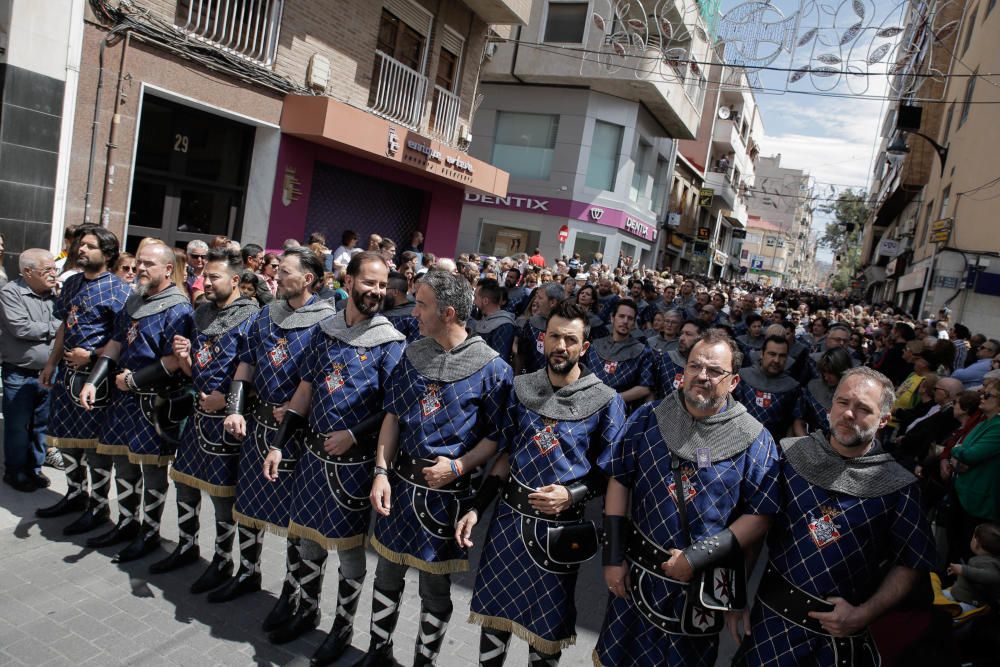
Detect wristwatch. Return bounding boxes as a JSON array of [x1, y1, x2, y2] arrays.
[[374, 465, 389, 478]]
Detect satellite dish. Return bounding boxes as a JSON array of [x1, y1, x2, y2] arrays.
[[717, 106, 731, 120]]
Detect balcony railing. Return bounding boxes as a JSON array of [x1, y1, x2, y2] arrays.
[[369, 50, 429, 131], [175, 0, 283, 66], [430, 85, 460, 144]]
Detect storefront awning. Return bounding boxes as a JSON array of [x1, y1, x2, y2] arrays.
[[280, 95, 509, 197]]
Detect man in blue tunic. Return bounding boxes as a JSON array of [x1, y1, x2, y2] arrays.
[[513, 282, 564, 375], [734, 367, 937, 666], [217, 248, 335, 630], [149, 248, 259, 593], [37, 226, 131, 534], [472, 278, 517, 364], [382, 271, 421, 344], [356, 270, 513, 667], [584, 299, 655, 411], [733, 334, 802, 441], [457, 301, 626, 665], [653, 320, 705, 398], [79, 243, 194, 562], [260, 252, 405, 662], [595, 329, 781, 667]]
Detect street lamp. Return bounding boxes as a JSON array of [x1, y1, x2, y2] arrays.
[[885, 130, 949, 174]]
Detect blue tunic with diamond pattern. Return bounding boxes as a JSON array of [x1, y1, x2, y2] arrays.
[[653, 352, 685, 398], [793, 385, 832, 436], [287, 329, 405, 548], [732, 379, 801, 443], [734, 457, 936, 667], [171, 312, 257, 495], [48, 271, 131, 448], [517, 318, 547, 374], [233, 301, 324, 533], [470, 388, 626, 650], [585, 343, 656, 398], [594, 402, 781, 667], [371, 352, 513, 572], [98, 296, 194, 463]]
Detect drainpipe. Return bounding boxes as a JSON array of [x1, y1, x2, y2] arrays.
[[98, 29, 132, 227], [83, 24, 127, 226], [650, 138, 678, 271], [510, 25, 527, 85]]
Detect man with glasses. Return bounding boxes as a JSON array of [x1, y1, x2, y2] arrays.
[[0, 249, 60, 492], [596, 329, 780, 667], [951, 338, 1000, 389], [37, 227, 131, 535], [186, 240, 210, 305]]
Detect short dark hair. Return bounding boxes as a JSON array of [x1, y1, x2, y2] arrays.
[[974, 522, 1000, 556], [693, 328, 743, 372], [745, 313, 764, 327], [379, 237, 396, 252], [207, 247, 244, 275], [548, 300, 591, 340], [282, 246, 325, 291], [239, 270, 259, 287], [818, 347, 853, 378], [894, 322, 916, 341], [342, 230, 358, 245], [346, 250, 388, 278], [682, 319, 708, 334], [77, 224, 120, 269], [952, 323, 970, 340], [307, 232, 326, 245], [612, 298, 638, 319], [386, 271, 408, 293], [241, 243, 263, 264], [957, 390, 982, 415], [476, 278, 504, 306], [763, 335, 789, 354]]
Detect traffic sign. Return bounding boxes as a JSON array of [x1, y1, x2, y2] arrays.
[[931, 218, 953, 232], [698, 188, 714, 207], [557, 225, 569, 243]]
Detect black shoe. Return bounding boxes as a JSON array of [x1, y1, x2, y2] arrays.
[[36, 493, 88, 517], [351, 643, 394, 667], [86, 520, 140, 548], [268, 607, 320, 645], [311, 622, 354, 666], [3, 473, 38, 493], [63, 506, 110, 536], [30, 471, 51, 489], [149, 544, 200, 574], [112, 531, 161, 563], [262, 589, 299, 632], [190, 557, 234, 594], [206, 572, 261, 603]]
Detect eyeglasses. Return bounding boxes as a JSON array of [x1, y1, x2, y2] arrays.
[[268, 263, 280, 268], [189, 254, 207, 260], [31, 266, 58, 275], [119, 266, 137, 273], [685, 362, 733, 381]]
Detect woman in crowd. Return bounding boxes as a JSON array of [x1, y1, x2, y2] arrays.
[[113, 252, 137, 285], [575, 284, 608, 340]]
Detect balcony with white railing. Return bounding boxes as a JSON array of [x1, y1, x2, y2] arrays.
[[430, 85, 461, 144], [174, 0, 283, 66], [368, 50, 430, 131]]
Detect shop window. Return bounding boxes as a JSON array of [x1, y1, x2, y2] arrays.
[[586, 120, 624, 191], [961, 6, 978, 56], [543, 2, 588, 43], [959, 70, 976, 127], [630, 140, 651, 202], [492, 112, 560, 180]]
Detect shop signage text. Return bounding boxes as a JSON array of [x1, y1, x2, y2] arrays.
[[624, 217, 650, 238], [404, 137, 474, 174], [465, 193, 548, 210]]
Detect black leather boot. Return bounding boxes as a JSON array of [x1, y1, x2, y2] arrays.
[[311, 573, 364, 666], [36, 492, 88, 518], [412, 606, 452, 667], [113, 529, 161, 563], [190, 555, 234, 594], [86, 518, 139, 548], [63, 505, 110, 535], [206, 570, 262, 603], [262, 537, 303, 632], [351, 586, 404, 667], [268, 606, 320, 644], [149, 543, 200, 574]]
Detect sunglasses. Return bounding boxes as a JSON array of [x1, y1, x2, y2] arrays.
[[189, 254, 207, 260], [120, 266, 137, 272]]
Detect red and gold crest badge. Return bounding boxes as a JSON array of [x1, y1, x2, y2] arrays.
[[269, 337, 289, 367], [126, 320, 140, 345], [754, 390, 773, 409], [668, 464, 698, 505], [420, 383, 443, 417], [325, 363, 346, 394], [531, 418, 561, 456], [807, 505, 844, 548]]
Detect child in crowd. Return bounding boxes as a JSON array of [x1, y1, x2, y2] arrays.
[[938, 523, 1000, 615]]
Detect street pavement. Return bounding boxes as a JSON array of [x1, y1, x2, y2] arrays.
[[0, 427, 740, 666]]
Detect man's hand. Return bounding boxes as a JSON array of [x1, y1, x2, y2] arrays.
[[79, 383, 97, 411], [224, 414, 247, 440], [40, 363, 56, 388], [422, 456, 456, 489], [323, 431, 355, 457], [273, 402, 289, 424], [808, 597, 868, 637], [528, 484, 572, 515], [455, 510, 478, 548], [726, 608, 751, 644], [63, 347, 91, 369], [371, 474, 392, 516], [115, 371, 130, 392], [947, 563, 965, 577], [662, 549, 694, 582], [198, 390, 226, 413], [263, 449, 282, 482], [172, 335, 192, 360], [604, 564, 630, 599]]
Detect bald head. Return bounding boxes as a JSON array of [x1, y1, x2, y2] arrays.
[[764, 323, 786, 338], [435, 258, 457, 273], [937, 377, 963, 402]]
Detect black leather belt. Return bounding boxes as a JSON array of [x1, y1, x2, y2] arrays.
[[757, 563, 838, 634], [305, 431, 375, 465], [625, 524, 677, 579], [250, 400, 282, 429], [393, 450, 470, 493], [501, 475, 584, 522]]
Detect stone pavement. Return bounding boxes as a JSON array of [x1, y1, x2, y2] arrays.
[[0, 436, 740, 666]]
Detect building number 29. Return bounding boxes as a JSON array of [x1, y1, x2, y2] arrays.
[[173, 133, 189, 153]]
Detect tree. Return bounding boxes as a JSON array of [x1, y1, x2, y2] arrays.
[[819, 189, 870, 292]]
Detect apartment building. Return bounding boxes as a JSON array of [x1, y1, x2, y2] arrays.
[[1, 0, 528, 263], [862, 0, 999, 334], [457, 0, 713, 268], [740, 215, 792, 287]]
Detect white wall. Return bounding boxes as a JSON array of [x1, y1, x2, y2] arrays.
[[3, 0, 73, 81]]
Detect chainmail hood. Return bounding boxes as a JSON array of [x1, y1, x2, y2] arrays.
[[268, 297, 335, 330], [739, 363, 801, 393], [806, 378, 835, 411], [781, 431, 916, 498], [193, 297, 259, 337], [653, 391, 764, 463], [319, 311, 405, 348], [591, 335, 646, 362], [473, 309, 516, 335], [405, 334, 499, 383], [126, 284, 189, 320], [514, 368, 616, 421]]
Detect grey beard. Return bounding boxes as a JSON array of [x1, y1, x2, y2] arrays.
[[134, 282, 149, 297], [682, 385, 725, 411], [831, 419, 879, 449]]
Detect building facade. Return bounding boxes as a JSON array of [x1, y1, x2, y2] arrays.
[[11, 0, 529, 262], [458, 0, 713, 269]]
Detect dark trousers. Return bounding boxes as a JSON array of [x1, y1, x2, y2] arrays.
[[2, 365, 50, 480]]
